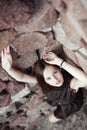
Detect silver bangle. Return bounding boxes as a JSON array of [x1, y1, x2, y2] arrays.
[[60, 60, 64, 68]]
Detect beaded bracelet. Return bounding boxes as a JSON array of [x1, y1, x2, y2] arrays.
[[60, 60, 64, 68]]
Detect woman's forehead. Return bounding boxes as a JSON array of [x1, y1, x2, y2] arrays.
[[43, 65, 58, 77]]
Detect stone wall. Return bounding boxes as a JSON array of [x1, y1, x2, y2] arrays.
[[0, 0, 87, 130]]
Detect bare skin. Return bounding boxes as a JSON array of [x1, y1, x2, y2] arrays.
[[43, 65, 64, 87], [1, 46, 37, 84], [43, 52, 87, 91], [1, 46, 87, 123]]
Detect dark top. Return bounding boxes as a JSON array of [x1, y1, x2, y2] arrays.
[[46, 70, 83, 119]]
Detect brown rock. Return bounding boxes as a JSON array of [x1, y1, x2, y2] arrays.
[[80, 20, 87, 36], [0, 90, 11, 107], [0, 68, 12, 81], [0, 31, 58, 70], [63, 46, 79, 66], [8, 114, 26, 126], [13, 51, 38, 69], [51, 0, 87, 20], [39, 40, 62, 58], [64, 0, 87, 20], [15, 1, 58, 33], [0, 0, 34, 30], [75, 51, 87, 73], [0, 81, 7, 92], [49, 0, 67, 13], [0, 29, 16, 52], [25, 89, 44, 110], [13, 32, 48, 55], [6, 80, 25, 96]]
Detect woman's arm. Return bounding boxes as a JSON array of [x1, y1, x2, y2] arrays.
[[6, 68, 37, 83], [1, 46, 37, 84], [62, 61, 87, 90], [62, 60, 87, 83], [43, 52, 87, 89]]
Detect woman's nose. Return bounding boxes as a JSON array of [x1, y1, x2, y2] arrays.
[[53, 77, 58, 83]]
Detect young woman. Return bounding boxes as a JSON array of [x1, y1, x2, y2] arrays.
[[1, 46, 87, 123]]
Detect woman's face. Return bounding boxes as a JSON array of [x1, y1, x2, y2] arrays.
[[43, 65, 64, 87]]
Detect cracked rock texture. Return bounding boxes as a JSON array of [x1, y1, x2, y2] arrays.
[[0, 0, 87, 130]]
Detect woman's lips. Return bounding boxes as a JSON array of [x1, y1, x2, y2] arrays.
[[56, 80, 61, 85]]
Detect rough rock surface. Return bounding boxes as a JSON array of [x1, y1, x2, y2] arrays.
[[0, 0, 87, 130]]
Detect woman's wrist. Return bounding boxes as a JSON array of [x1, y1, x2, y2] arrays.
[[61, 61, 67, 69], [60, 60, 65, 68], [6, 67, 13, 73], [55, 58, 64, 67]]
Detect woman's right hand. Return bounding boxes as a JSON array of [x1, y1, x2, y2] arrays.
[[43, 52, 62, 66], [1, 46, 12, 71]]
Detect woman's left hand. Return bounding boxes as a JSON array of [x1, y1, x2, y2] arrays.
[[1, 46, 12, 71], [43, 52, 62, 65]]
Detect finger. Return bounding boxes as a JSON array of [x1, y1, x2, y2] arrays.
[[43, 56, 52, 61], [44, 59, 49, 62], [1, 50, 4, 58], [43, 52, 53, 59], [46, 54, 53, 58], [1, 49, 5, 57], [45, 58, 51, 61], [43, 54, 48, 58], [47, 52, 53, 55], [44, 56, 54, 61], [4, 48, 7, 54], [4, 48, 8, 57], [46, 52, 54, 56], [4, 47, 10, 56], [1, 50, 4, 62], [43, 55, 50, 60], [6, 46, 10, 53]]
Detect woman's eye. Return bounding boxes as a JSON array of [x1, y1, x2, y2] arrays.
[[47, 77, 51, 81], [54, 70, 57, 74]]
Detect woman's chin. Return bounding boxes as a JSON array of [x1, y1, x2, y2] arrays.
[[55, 81, 63, 87]]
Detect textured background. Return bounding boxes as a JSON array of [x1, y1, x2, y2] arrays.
[[0, 0, 87, 130]]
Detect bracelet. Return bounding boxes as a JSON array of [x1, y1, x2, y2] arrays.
[[60, 60, 64, 68]]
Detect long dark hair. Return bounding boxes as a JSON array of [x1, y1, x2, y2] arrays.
[[34, 59, 73, 94], [34, 59, 53, 94]]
